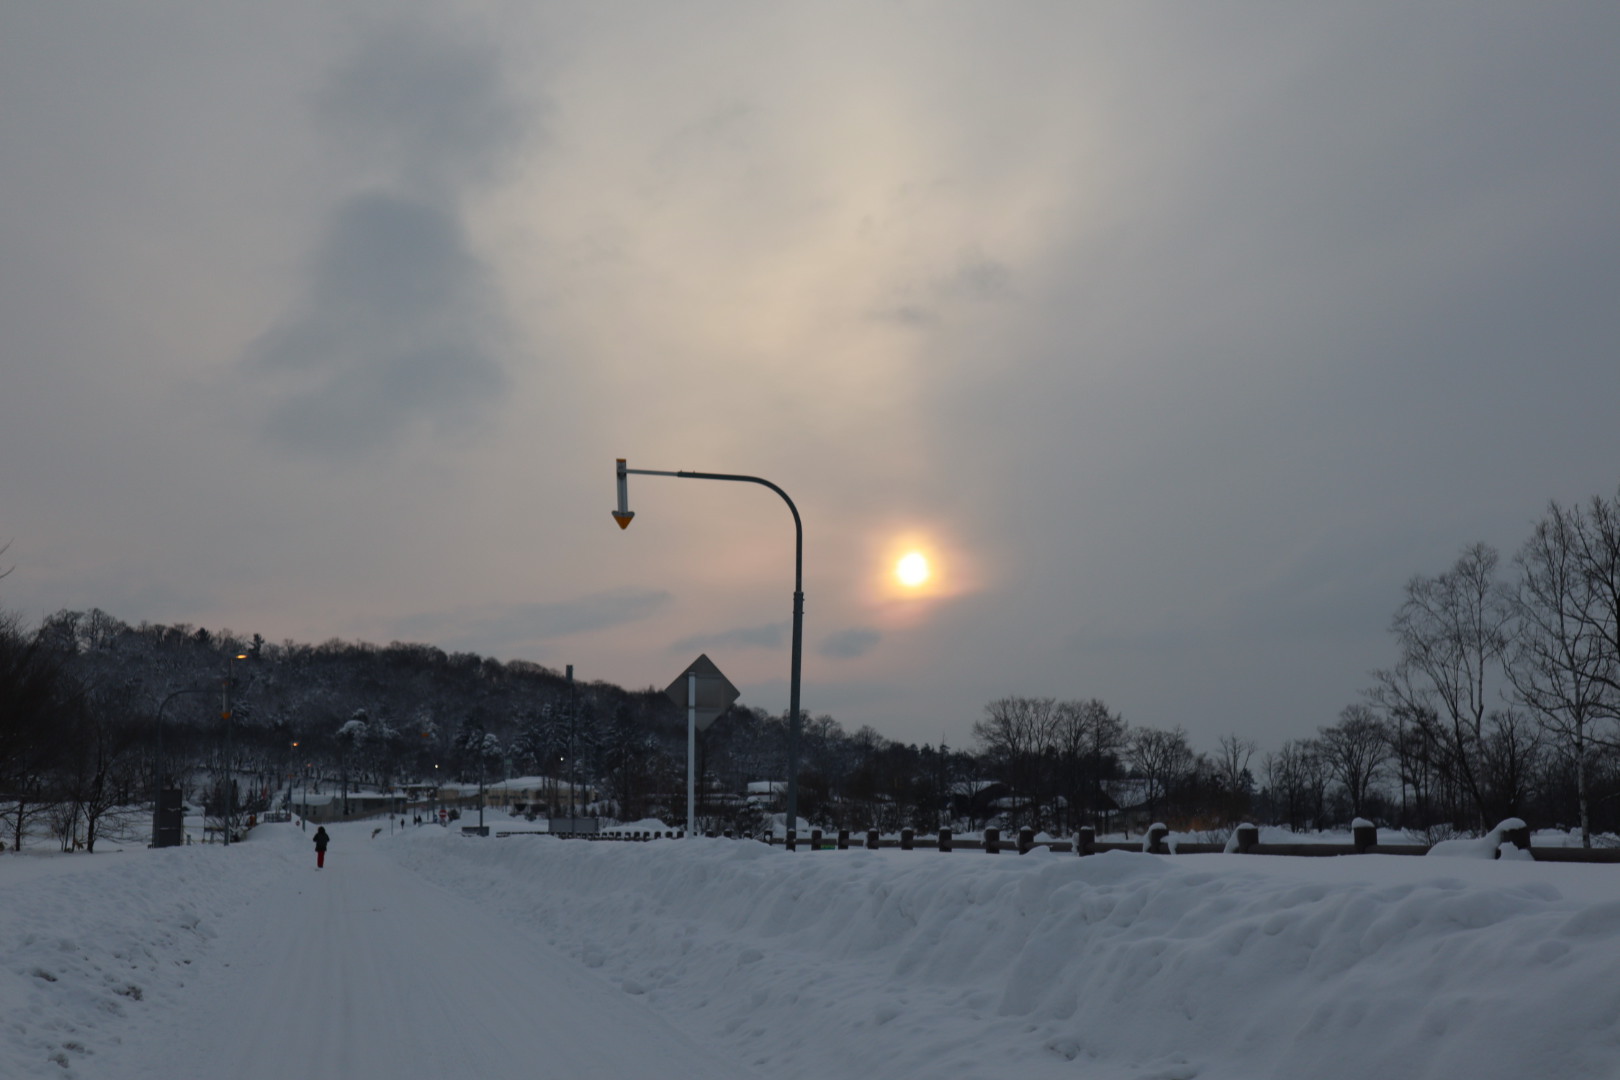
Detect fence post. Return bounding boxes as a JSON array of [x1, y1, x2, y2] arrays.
[[938, 827, 952, 852], [786, 828, 797, 852], [1236, 824, 1259, 854], [1504, 822, 1532, 852], [866, 829, 880, 850], [837, 829, 850, 850], [1018, 827, 1035, 854], [900, 827, 915, 850], [984, 827, 1000, 854], [1147, 824, 1169, 854], [1077, 826, 1095, 856], [1352, 822, 1377, 854], [811, 828, 823, 850]]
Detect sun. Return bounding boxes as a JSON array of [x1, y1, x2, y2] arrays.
[[896, 551, 930, 588]]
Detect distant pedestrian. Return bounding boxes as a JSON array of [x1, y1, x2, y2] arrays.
[[313, 825, 330, 869]]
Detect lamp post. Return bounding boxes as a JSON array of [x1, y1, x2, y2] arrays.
[[221, 653, 247, 847], [291, 741, 304, 830], [567, 664, 576, 826], [151, 686, 205, 848], [613, 458, 805, 832]]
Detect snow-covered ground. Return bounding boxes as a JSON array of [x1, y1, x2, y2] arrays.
[[4, 821, 1619, 1079]]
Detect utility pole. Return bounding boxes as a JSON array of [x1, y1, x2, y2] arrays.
[[567, 665, 576, 826]]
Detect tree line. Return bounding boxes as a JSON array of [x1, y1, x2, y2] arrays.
[[2, 485, 1618, 849], [966, 488, 1620, 846]]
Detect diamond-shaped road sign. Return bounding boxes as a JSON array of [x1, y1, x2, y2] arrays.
[[664, 653, 740, 731]]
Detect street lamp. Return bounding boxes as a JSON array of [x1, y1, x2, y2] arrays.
[[613, 458, 805, 833], [221, 653, 248, 847], [151, 686, 206, 848], [291, 741, 306, 831]]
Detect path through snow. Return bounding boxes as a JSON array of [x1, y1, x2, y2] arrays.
[[103, 824, 757, 1080]]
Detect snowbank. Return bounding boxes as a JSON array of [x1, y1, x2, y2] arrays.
[[5, 823, 1620, 1079], [0, 835, 287, 1077], [387, 830, 1620, 1080]]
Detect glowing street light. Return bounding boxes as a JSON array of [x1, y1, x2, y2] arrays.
[[614, 458, 806, 836]]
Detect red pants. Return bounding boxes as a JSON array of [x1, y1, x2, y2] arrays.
[[317, 850, 325, 868]]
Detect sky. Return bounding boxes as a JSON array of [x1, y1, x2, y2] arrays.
[[3, 3, 1618, 754]]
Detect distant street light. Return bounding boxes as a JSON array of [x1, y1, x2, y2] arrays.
[[151, 686, 205, 848], [614, 459, 805, 832], [222, 653, 248, 847]]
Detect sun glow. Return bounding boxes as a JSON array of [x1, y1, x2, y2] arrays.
[[896, 551, 930, 588]]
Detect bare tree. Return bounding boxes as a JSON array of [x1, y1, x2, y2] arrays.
[[1507, 500, 1619, 845], [1213, 733, 1258, 825], [973, 697, 1060, 829], [1388, 543, 1511, 830], [1263, 739, 1321, 832], [1052, 699, 1127, 833], [1127, 726, 1195, 823], [1317, 704, 1389, 822]]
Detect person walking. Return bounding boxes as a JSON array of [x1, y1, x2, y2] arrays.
[[313, 825, 330, 869]]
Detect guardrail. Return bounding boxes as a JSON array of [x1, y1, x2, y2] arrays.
[[482, 822, 1620, 863], [760, 824, 1620, 863]]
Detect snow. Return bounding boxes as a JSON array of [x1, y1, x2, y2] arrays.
[[4, 821, 1620, 1079], [1427, 818, 1530, 859]]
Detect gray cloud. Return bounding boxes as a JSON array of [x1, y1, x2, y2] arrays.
[[249, 190, 508, 455], [394, 589, 671, 652], [246, 18, 527, 458], [316, 21, 528, 193], [819, 627, 881, 660], [670, 623, 785, 654]]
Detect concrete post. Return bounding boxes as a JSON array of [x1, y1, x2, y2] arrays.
[[1018, 827, 1035, 854], [866, 829, 880, 850], [984, 827, 1000, 854], [900, 827, 915, 850], [938, 828, 952, 852]]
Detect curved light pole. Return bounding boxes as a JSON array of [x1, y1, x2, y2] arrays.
[[614, 458, 805, 833]]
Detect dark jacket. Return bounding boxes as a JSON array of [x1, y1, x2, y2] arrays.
[[313, 827, 330, 852]]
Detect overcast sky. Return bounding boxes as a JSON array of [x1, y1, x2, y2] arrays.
[[3, 4, 1617, 754]]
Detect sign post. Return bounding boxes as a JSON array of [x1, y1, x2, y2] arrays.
[[665, 654, 739, 837]]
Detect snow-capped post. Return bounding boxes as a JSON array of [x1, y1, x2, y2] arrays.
[[1077, 826, 1095, 856], [866, 829, 880, 850], [786, 828, 797, 851], [938, 828, 952, 852], [984, 828, 1000, 854], [1018, 827, 1035, 855], [837, 829, 850, 850], [1147, 824, 1169, 854], [1352, 819, 1378, 854], [1235, 824, 1259, 854], [900, 828, 915, 850], [1504, 821, 1531, 852]]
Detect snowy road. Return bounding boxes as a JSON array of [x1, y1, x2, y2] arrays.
[[106, 825, 757, 1080], [12, 819, 1620, 1079]]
